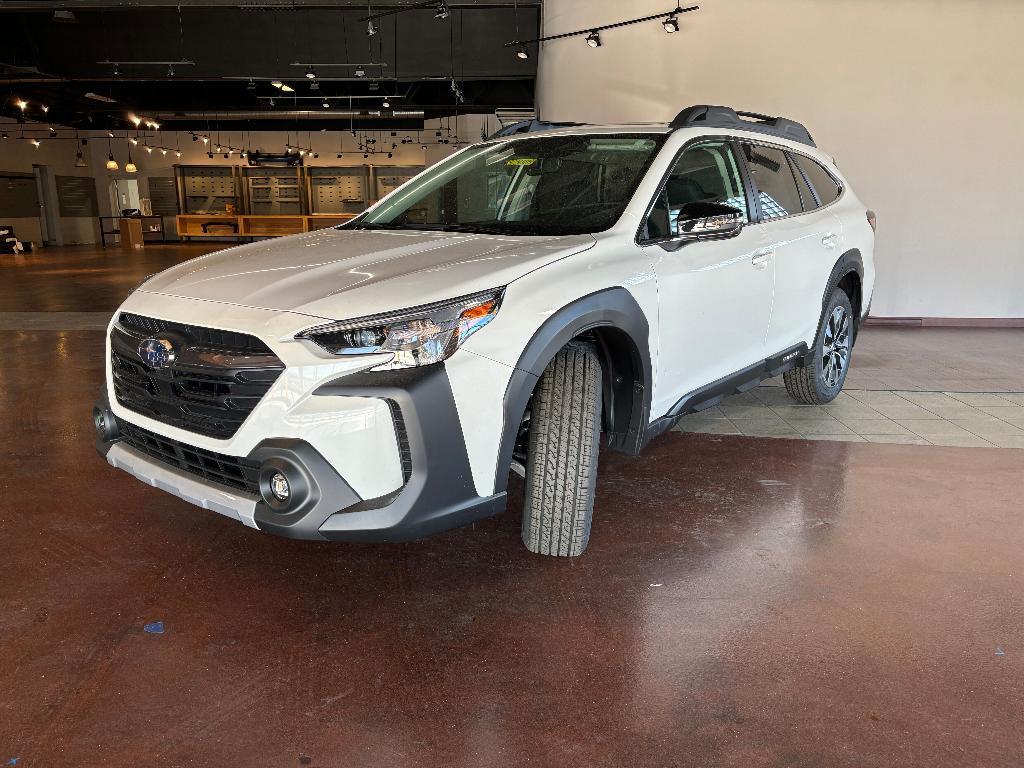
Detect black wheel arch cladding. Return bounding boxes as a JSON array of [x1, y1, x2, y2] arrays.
[[822, 248, 864, 338], [495, 287, 653, 494]]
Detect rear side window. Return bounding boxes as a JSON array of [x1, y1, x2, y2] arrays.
[[792, 155, 842, 207], [741, 144, 802, 220], [788, 153, 819, 212]]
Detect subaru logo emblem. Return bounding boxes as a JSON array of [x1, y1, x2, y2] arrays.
[[138, 337, 176, 369]]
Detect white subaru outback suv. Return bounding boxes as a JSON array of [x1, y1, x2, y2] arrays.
[[95, 105, 875, 557]]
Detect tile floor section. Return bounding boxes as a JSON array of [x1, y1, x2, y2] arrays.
[[676, 387, 1024, 448]]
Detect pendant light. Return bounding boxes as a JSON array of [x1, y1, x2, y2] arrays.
[[125, 143, 137, 173], [105, 137, 119, 171]]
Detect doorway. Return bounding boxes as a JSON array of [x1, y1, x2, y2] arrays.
[[33, 164, 62, 246], [109, 178, 141, 216]]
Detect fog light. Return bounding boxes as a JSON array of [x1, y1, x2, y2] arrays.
[[93, 408, 107, 435], [269, 471, 290, 502]]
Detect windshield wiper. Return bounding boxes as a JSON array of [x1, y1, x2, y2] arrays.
[[350, 222, 419, 231]]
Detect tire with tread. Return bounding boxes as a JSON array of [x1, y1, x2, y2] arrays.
[[784, 288, 853, 405], [521, 342, 602, 557]]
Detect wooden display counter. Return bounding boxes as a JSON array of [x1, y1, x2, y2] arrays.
[[176, 213, 357, 240]]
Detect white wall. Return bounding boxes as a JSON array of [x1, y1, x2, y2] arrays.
[[538, 0, 1024, 319]]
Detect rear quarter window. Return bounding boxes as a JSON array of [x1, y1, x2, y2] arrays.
[[793, 155, 842, 207]]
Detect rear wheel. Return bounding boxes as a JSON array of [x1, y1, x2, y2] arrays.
[[784, 288, 854, 405], [521, 342, 602, 557]]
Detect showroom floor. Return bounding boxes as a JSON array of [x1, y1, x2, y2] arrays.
[[2, 245, 1022, 767]]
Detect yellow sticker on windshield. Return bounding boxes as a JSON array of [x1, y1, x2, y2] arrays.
[[506, 157, 537, 166]]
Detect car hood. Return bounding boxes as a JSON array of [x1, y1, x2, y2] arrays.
[[141, 228, 596, 321]]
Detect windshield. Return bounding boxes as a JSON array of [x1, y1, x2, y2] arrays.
[[351, 133, 667, 236]]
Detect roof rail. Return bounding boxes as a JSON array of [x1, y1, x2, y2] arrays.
[[669, 105, 815, 147]]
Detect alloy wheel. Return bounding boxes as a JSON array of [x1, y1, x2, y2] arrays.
[[820, 305, 851, 388]]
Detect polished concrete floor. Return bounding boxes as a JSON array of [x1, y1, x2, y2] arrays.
[[2, 245, 1023, 766]]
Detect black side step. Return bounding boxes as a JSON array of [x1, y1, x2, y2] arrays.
[[643, 343, 809, 444]]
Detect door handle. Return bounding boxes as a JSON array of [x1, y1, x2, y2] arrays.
[[822, 233, 838, 249], [751, 249, 773, 269]]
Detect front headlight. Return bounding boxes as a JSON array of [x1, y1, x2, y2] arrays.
[[297, 289, 503, 370]]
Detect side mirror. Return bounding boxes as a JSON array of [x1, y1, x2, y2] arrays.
[[661, 201, 744, 251]]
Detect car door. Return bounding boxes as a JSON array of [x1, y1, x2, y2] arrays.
[[741, 142, 844, 354], [638, 139, 774, 417]]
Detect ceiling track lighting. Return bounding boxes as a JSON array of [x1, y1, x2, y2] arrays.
[[98, 59, 196, 70], [367, 19, 377, 36], [504, 4, 698, 55], [359, 0, 448, 24], [290, 62, 386, 79]]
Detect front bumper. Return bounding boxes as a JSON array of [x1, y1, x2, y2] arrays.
[[95, 363, 508, 542]]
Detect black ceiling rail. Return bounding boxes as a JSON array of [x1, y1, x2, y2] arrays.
[[504, 4, 698, 47]]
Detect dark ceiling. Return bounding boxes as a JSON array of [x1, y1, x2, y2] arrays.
[[0, 1, 540, 132]]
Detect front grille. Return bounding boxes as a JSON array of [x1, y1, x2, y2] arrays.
[[110, 314, 284, 439], [119, 421, 260, 496], [119, 312, 274, 356]]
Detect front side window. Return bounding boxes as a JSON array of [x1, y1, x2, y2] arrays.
[[353, 133, 666, 236], [644, 140, 749, 239], [741, 144, 803, 220]]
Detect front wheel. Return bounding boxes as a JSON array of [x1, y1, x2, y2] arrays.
[[784, 288, 854, 405], [521, 342, 602, 557]]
